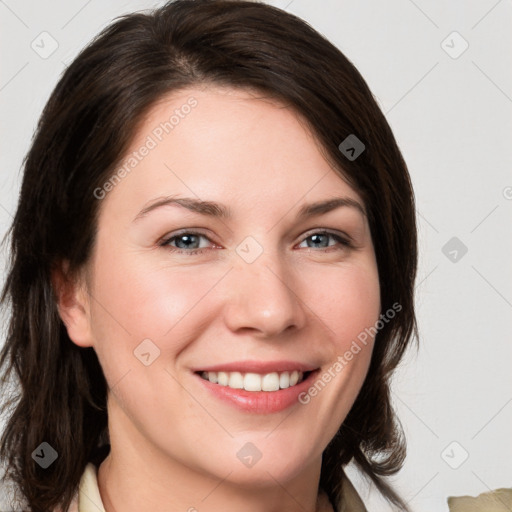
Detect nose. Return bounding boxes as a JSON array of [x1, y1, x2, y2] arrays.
[[222, 247, 307, 338]]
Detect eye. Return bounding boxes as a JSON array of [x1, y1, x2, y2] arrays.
[[159, 229, 352, 256], [159, 230, 214, 255], [297, 230, 352, 252]]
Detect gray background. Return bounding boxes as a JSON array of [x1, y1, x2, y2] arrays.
[[1, 1, 511, 511]]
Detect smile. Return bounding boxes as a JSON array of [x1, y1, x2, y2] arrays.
[[198, 370, 308, 392]]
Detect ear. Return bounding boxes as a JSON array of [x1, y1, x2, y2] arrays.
[[51, 260, 94, 348]]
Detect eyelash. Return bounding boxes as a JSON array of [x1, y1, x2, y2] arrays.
[[158, 229, 353, 256]]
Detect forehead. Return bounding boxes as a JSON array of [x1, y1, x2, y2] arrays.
[[99, 84, 364, 217], [134, 84, 317, 152]]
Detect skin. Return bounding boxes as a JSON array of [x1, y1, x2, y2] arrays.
[[55, 85, 381, 512]]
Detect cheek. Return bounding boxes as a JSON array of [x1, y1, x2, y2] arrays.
[[86, 238, 227, 373], [300, 259, 380, 407], [292, 265, 380, 448], [91, 240, 189, 332], [85, 243, 213, 423], [308, 260, 381, 351], [331, 264, 380, 389]]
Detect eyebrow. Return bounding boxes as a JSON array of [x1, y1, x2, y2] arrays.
[[132, 195, 366, 222]]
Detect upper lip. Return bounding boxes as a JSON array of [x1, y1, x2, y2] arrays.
[[192, 360, 318, 374]]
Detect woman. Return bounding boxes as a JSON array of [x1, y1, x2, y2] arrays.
[[0, 1, 418, 511]]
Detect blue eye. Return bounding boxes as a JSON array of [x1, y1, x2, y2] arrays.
[[160, 231, 211, 255], [159, 230, 352, 255], [297, 231, 351, 251]]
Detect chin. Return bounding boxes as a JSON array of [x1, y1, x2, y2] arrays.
[[201, 441, 318, 489], [221, 459, 311, 489]]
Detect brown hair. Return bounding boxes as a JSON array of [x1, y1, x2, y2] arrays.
[[0, 1, 418, 511]]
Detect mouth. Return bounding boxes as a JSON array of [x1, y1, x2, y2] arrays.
[[196, 369, 313, 392], [194, 365, 320, 414], [192, 363, 320, 414]]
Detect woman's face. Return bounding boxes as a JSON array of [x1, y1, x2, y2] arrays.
[[71, 85, 380, 488]]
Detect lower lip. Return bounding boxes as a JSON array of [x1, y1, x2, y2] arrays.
[[194, 371, 319, 414]]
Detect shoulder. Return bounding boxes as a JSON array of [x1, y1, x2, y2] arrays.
[[338, 472, 368, 512], [448, 487, 512, 511], [319, 471, 367, 512]]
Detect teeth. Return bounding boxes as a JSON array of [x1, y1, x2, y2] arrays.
[[261, 372, 279, 391], [244, 372, 262, 391], [200, 370, 305, 392], [279, 372, 290, 389], [228, 371, 244, 389]]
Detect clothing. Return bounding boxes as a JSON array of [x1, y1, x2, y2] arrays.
[[447, 487, 512, 511], [64, 462, 368, 512]]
